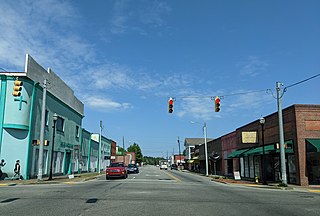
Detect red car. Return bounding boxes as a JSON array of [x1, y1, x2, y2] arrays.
[[106, 162, 128, 180]]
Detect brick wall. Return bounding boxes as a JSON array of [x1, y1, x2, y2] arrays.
[[294, 105, 320, 186]]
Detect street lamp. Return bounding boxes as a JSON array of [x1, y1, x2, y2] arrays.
[[48, 113, 58, 180], [259, 117, 267, 185], [190, 121, 209, 176]]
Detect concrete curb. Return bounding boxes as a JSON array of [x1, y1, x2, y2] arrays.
[[0, 173, 102, 186]]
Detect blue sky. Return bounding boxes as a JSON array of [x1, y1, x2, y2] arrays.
[[1, 0, 319, 157]]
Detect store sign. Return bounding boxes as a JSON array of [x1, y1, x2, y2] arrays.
[[241, 131, 258, 143]]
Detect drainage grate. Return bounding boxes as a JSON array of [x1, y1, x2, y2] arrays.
[[1, 198, 20, 203], [86, 198, 98, 203], [158, 178, 172, 181]]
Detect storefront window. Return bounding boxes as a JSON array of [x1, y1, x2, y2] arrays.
[[249, 156, 254, 178], [288, 155, 297, 184], [240, 157, 244, 177], [307, 152, 320, 185], [244, 157, 249, 178]]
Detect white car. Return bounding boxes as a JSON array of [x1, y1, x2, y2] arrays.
[[160, 164, 168, 170]]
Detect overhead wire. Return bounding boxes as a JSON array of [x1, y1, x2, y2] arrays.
[[0, 66, 8, 72], [284, 73, 320, 90], [172, 89, 270, 100]]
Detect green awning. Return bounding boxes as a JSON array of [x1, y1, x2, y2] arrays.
[[227, 148, 251, 158], [306, 139, 320, 152], [243, 140, 294, 156], [243, 145, 275, 156]]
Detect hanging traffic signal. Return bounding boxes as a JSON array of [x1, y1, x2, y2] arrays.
[[12, 79, 23, 97], [215, 96, 220, 112], [168, 97, 174, 113]]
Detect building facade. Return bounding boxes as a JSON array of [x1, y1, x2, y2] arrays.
[[193, 104, 320, 186], [0, 55, 113, 180]]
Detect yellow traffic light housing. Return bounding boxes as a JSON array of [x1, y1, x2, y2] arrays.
[[12, 79, 23, 97]]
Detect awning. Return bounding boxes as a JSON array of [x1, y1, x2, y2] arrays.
[[243, 145, 275, 156], [306, 139, 320, 152], [227, 148, 251, 159], [243, 140, 294, 156]]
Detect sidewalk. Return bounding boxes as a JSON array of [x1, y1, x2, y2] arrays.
[[211, 177, 320, 193], [182, 169, 320, 193], [0, 172, 102, 186]]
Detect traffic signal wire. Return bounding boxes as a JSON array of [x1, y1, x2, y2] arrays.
[[284, 73, 320, 90], [171, 89, 270, 100], [0, 66, 8, 72], [170, 73, 320, 101]]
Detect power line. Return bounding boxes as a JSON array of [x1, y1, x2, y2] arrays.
[[284, 73, 320, 89], [172, 89, 269, 100], [219, 89, 269, 98], [0, 66, 7, 72]]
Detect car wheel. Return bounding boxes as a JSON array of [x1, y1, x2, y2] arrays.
[[106, 176, 109, 180]]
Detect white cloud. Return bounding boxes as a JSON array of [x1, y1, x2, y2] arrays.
[[87, 63, 134, 89], [175, 96, 220, 121], [108, 0, 171, 36], [173, 89, 272, 121], [83, 96, 133, 112], [238, 56, 269, 77], [0, 0, 94, 73]]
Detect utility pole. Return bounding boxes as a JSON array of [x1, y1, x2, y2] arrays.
[[276, 82, 287, 185], [123, 136, 125, 164], [38, 78, 47, 181], [98, 120, 102, 173], [204, 122, 209, 176], [177, 137, 181, 167]]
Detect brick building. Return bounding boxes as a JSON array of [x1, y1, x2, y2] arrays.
[[195, 104, 320, 186], [227, 104, 320, 186]]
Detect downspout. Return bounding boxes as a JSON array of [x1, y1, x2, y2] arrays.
[[78, 125, 83, 174], [87, 133, 91, 172], [0, 76, 7, 153], [25, 81, 38, 179]]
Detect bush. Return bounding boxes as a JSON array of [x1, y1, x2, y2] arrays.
[[278, 183, 288, 187]]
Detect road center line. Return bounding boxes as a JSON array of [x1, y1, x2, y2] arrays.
[[162, 170, 182, 183]]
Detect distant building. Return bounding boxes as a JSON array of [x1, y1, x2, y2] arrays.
[[114, 152, 136, 165], [184, 138, 213, 171]]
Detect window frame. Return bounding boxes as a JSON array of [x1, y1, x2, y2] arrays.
[[56, 116, 65, 132]]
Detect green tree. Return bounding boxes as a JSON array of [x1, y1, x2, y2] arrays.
[[116, 146, 126, 156], [127, 143, 143, 163]]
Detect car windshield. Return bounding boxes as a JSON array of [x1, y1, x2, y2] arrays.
[[128, 164, 134, 168], [109, 163, 124, 167]]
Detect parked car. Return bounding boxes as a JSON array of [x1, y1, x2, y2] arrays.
[[106, 162, 128, 180], [127, 164, 139, 174], [171, 164, 178, 170]]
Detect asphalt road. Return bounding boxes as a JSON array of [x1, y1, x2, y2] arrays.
[[1, 165, 320, 216]]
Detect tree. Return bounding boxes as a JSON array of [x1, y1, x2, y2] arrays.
[[116, 146, 126, 156], [127, 143, 143, 164]]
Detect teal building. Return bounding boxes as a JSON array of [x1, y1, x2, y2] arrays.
[[0, 54, 111, 180]]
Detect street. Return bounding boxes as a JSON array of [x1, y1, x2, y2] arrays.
[[1, 165, 320, 216]]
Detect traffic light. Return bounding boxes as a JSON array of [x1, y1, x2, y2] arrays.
[[12, 79, 23, 97], [215, 96, 220, 112], [168, 97, 174, 113]]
